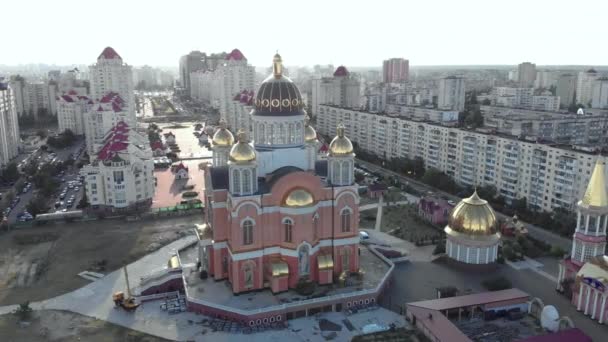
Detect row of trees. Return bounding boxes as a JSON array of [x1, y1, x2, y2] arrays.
[[47, 129, 76, 148], [355, 145, 578, 237]]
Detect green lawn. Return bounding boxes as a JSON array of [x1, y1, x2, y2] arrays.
[[360, 204, 442, 243]]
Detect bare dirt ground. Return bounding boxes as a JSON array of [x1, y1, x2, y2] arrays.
[[0, 215, 203, 306], [0, 309, 169, 342]]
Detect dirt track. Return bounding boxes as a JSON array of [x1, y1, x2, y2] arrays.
[[0, 215, 202, 306], [0, 309, 169, 342]]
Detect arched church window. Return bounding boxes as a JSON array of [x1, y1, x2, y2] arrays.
[[341, 161, 350, 185], [312, 214, 319, 241], [341, 208, 352, 232], [283, 218, 293, 243], [269, 124, 275, 144], [243, 262, 254, 289], [259, 123, 265, 144], [296, 122, 302, 142], [341, 247, 351, 272], [242, 169, 251, 194], [288, 123, 295, 143], [243, 219, 254, 245], [232, 169, 241, 194], [279, 123, 286, 144], [332, 161, 340, 184]]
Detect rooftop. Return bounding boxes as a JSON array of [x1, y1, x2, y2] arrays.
[[408, 288, 529, 311], [180, 246, 389, 311]]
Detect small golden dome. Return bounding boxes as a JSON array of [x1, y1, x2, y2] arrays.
[[304, 115, 317, 143], [284, 188, 314, 207], [329, 124, 353, 156], [229, 130, 256, 163], [447, 191, 497, 235], [212, 120, 234, 147]]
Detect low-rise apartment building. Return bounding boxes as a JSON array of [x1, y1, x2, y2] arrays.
[[317, 104, 606, 212]]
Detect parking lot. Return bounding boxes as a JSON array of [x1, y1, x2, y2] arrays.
[[1, 139, 85, 224]]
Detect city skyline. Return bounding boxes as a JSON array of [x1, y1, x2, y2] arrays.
[[3, 0, 608, 67]]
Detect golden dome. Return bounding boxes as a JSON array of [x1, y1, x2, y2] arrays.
[[447, 191, 497, 235], [229, 130, 256, 163], [304, 115, 317, 143], [212, 120, 234, 147], [284, 188, 315, 207], [329, 124, 354, 156], [579, 157, 608, 210]]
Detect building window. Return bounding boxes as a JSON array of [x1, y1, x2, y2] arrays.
[[312, 214, 319, 241], [242, 169, 251, 194], [284, 219, 293, 243], [243, 262, 254, 289], [341, 208, 351, 232], [232, 169, 241, 194], [341, 248, 351, 272], [243, 219, 254, 245], [113, 170, 124, 183], [332, 161, 340, 183], [341, 161, 350, 184]]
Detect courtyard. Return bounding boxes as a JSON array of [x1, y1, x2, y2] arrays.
[[157, 122, 212, 160], [152, 159, 206, 209]]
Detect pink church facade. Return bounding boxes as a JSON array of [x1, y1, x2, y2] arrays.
[[201, 53, 360, 295], [205, 170, 360, 294]]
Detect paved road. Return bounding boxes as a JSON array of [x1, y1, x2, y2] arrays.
[[356, 159, 572, 250]]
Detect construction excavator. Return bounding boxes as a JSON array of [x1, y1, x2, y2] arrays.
[[112, 266, 140, 312]]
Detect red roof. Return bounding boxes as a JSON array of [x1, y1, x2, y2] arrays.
[[97, 105, 104, 112], [98, 47, 122, 60], [319, 144, 328, 152], [151, 140, 164, 150], [333, 66, 349, 77], [68, 89, 78, 95], [226, 48, 246, 61], [61, 95, 74, 103], [174, 163, 189, 172]]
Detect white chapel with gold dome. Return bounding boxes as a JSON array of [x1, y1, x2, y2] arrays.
[[444, 190, 501, 264]]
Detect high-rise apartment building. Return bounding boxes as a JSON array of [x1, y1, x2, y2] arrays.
[[89, 47, 135, 120], [557, 74, 577, 107], [438, 76, 466, 112], [517, 62, 536, 87], [57, 91, 93, 135], [0, 80, 20, 171], [9, 76, 58, 119], [577, 69, 600, 107], [382, 58, 409, 83], [592, 78, 608, 109], [317, 104, 607, 212], [311, 66, 361, 115], [189, 49, 255, 128], [83, 92, 131, 155]]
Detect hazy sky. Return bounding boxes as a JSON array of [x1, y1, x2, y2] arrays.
[[4, 0, 607, 68]]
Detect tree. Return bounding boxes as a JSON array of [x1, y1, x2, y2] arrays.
[[511, 197, 527, 213], [26, 195, 49, 216], [477, 185, 497, 200], [482, 276, 512, 291], [77, 189, 89, 209], [1, 162, 19, 182], [13, 302, 33, 321], [481, 98, 492, 106]]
